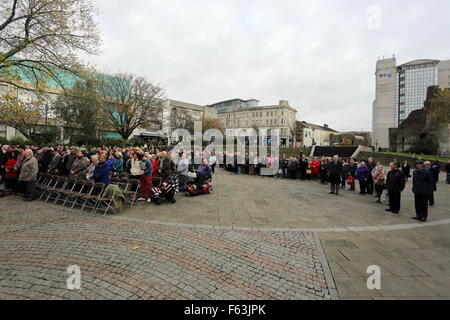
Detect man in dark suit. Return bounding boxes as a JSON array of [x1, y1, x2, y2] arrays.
[[402, 160, 411, 182], [412, 160, 434, 222], [385, 162, 406, 214], [328, 155, 343, 195], [426, 161, 440, 207]]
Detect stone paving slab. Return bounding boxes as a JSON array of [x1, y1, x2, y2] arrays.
[[320, 225, 450, 299], [123, 170, 450, 229]]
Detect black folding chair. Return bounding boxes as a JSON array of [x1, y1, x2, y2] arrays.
[[38, 175, 58, 201], [79, 181, 103, 212], [123, 179, 140, 207], [70, 181, 93, 209], [55, 178, 78, 205], [45, 176, 67, 203], [62, 180, 85, 207]]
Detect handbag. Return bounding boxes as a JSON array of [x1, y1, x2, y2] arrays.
[[347, 176, 355, 184]]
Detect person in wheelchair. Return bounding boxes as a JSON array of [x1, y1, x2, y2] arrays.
[[194, 158, 212, 191]]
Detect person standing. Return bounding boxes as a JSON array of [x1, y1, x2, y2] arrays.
[[4, 151, 19, 194], [347, 158, 357, 191], [56, 149, 70, 176], [288, 157, 299, 180], [311, 157, 320, 179], [158, 151, 172, 180], [328, 155, 343, 195], [18, 149, 39, 202], [281, 154, 289, 179], [138, 154, 152, 202], [373, 164, 386, 203], [65, 148, 77, 175], [402, 160, 411, 182], [0, 145, 8, 188], [367, 157, 376, 195], [85, 155, 99, 180], [209, 152, 217, 174], [93, 154, 113, 186], [445, 160, 450, 184], [112, 152, 124, 176], [150, 154, 159, 179], [356, 161, 370, 195], [178, 153, 189, 192], [299, 155, 308, 180], [426, 161, 440, 207], [319, 158, 329, 185], [69, 150, 90, 180], [412, 160, 433, 222], [341, 159, 349, 189], [385, 162, 406, 214], [47, 150, 62, 174]]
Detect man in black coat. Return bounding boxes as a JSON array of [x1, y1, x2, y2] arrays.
[[299, 154, 308, 180], [56, 150, 70, 176], [402, 160, 411, 182], [385, 162, 406, 214], [446, 160, 450, 184], [328, 155, 343, 195], [280, 154, 289, 178], [426, 161, 440, 207], [412, 160, 434, 222], [158, 151, 172, 180], [367, 157, 376, 194], [288, 157, 299, 180], [347, 158, 358, 191]]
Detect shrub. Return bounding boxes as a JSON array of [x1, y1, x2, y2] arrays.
[[408, 139, 439, 155]]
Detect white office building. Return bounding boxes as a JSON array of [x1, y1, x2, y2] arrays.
[[372, 57, 450, 150]]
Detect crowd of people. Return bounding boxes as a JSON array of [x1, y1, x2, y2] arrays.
[[0, 144, 448, 222], [219, 152, 446, 223], [0, 144, 214, 204]]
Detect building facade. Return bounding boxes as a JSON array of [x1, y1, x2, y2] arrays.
[[372, 57, 450, 150], [389, 86, 450, 156], [295, 121, 338, 148], [0, 80, 62, 140], [215, 100, 297, 147]]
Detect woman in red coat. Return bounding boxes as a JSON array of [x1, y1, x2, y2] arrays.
[[311, 158, 321, 178], [150, 154, 159, 179], [4, 151, 19, 193]]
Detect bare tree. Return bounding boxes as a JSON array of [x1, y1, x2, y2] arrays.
[[0, 88, 46, 139], [52, 79, 102, 144], [202, 117, 224, 134], [0, 0, 101, 89], [170, 107, 195, 134], [97, 73, 165, 140]]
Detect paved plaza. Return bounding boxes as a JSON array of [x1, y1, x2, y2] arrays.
[[0, 169, 449, 300]]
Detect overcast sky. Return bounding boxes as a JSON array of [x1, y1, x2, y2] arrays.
[[85, 0, 450, 132]]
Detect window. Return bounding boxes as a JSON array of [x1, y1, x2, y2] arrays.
[[0, 124, 6, 138]]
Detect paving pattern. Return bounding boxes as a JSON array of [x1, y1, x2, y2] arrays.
[[125, 169, 450, 229], [0, 199, 337, 300]]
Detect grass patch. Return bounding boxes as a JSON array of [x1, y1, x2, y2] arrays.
[[381, 152, 450, 162]]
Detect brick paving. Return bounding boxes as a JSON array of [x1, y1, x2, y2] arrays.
[[1, 168, 449, 300], [0, 199, 337, 300]]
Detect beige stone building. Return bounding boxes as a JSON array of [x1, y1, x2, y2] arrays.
[[213, 99, 298, 147], [295, 121, 338, 148]]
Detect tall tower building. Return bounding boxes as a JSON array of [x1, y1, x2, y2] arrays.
[[372, 57, 450, 150], [372, 58, 396, 150]]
